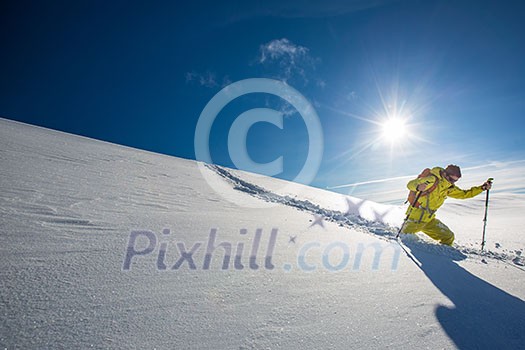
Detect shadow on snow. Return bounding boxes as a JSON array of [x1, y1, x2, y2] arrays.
[[406, 241, 525, 349]]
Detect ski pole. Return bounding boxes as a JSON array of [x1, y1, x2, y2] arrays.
[[397, 190, 423, 238], [481, 178, 494, 251]]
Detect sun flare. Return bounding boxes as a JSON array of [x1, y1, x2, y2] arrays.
[[381, 117, 407, 144]]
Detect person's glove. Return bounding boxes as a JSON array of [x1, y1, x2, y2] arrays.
[[481, 181, 492, 191]]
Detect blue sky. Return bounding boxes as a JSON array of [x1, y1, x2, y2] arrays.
[[2, 0, 524, 202]]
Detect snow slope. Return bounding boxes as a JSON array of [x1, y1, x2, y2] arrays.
[[1, 117, 524, 349]]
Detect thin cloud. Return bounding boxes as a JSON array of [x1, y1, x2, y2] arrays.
[[328, 160, 525, 204], [185, 71, 218, 88], [347, 91, 358, 100], [185, 71, 232, 89], [327, 174, 415, 189], [257, 38, 319, 84], [259, 38, 310, 64], [317, 79, 327, 89]]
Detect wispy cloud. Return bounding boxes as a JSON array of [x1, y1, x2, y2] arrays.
[[185, 71, 231, 88], [259, 38, 310, 64], [257, 38, 319, 85], [347, 91, 358, 100], [186, 39, 320, 90], [316, 79, 327, 89], [328, 160, 525, 204]]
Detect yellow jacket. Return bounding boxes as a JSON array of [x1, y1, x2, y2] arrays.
[[406, 167, 484, 222]]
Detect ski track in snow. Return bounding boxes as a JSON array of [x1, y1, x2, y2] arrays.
[[209, 164, 525, 269]]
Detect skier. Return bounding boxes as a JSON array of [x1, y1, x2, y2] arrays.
[[400, 164, 492, 246]]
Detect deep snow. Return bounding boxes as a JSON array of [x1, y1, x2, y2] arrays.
[[1, 118, 524, 349]]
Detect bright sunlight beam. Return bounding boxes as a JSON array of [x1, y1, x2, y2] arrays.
[[381, 117, 407, 144]]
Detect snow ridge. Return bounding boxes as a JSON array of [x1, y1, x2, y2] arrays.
[[210, 164, 525, 269]]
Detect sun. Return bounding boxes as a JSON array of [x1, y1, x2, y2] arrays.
[[381, 117, 407, 144]]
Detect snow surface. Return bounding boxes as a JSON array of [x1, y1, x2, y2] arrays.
[[1, 117, 524, 349]]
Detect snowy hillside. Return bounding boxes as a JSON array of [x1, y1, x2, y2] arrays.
[[1, 117, 524, 349]]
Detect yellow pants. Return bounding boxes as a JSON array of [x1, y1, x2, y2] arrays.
[[401, 218, 455, 246]]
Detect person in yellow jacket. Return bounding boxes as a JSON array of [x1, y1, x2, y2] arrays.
[[400, 164, 492, 246]]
